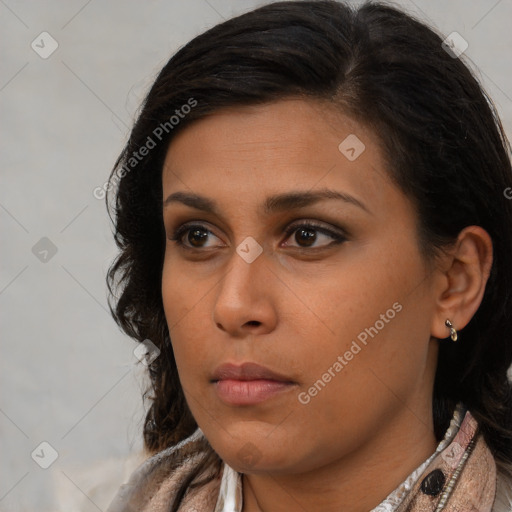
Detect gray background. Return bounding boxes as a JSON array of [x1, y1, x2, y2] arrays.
[[1, 0, 511, 510]]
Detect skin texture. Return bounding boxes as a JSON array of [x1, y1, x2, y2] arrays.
[[160, 98, 493, 512]]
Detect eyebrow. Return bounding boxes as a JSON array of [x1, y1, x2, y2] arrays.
[[163, 188, 371, 216]]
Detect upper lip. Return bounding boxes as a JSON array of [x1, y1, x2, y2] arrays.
[[211, 362, 294, 383]]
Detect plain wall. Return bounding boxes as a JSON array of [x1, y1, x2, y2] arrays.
[[1, 1, 511, 510]]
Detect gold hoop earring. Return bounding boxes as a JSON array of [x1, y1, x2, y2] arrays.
[[445, 319, 458, 342]]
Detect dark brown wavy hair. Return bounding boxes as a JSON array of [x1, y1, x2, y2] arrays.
[[106, 1, 512, 508]]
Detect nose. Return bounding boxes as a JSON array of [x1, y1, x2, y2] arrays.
[[212, 247, 277, 337]]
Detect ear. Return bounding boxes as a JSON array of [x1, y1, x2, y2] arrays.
[[430, 226, 493, 340]]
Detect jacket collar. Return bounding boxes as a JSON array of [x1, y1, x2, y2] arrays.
[[107, 402, 499, 512]]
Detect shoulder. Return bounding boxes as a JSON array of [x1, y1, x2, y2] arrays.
[[106, 428, 222, 512]]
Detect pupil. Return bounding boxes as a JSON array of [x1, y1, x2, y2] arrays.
[[189, 228, 208, 246], [297, 228, 316, 246]]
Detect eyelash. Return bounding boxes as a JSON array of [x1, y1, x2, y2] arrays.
[[168, 221, 347, 251]]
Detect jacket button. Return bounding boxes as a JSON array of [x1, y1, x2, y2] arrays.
[[420, 469, 446, 496]]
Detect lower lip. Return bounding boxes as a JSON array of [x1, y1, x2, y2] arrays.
[[214, 379, 295, 405]]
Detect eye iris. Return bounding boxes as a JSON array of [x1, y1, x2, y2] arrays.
[[296, 227, 316, 247], [189, 228, 208, 247]]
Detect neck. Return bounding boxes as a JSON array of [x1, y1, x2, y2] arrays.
[[241, 405, 438, 512]]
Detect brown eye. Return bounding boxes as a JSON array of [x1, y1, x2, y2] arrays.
[[187, 227, 209, 247], [294, 227, 317, 247], [169, 224, 222, 249], [282, 222, 346, 249], [168, 221, 346, 251]]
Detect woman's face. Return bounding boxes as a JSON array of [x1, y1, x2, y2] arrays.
[[161, 98, 440, 474]]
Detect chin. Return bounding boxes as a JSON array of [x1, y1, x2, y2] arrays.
[[207, 428, 299, 473]]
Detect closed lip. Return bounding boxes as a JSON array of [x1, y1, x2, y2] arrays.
[[211, 362, 295, 383]]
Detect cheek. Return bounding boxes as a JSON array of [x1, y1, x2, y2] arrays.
[[300, 237, 419, 356], [292, 238, 428, 411], [161, 259, 209, 380]]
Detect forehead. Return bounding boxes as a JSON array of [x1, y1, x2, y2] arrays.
[[161, 98, 397, 217]]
